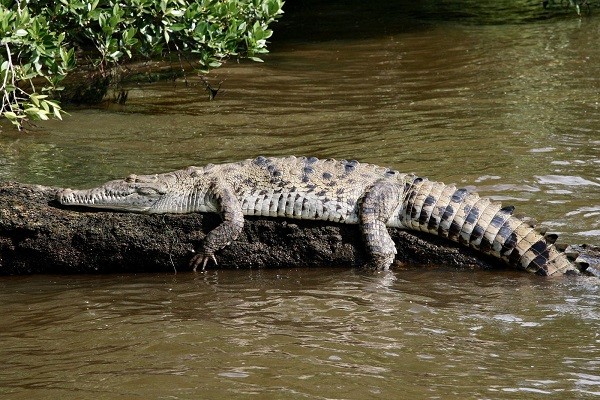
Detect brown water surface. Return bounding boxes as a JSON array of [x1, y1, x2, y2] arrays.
[[0, 2, 599, 398], [1, 269, 599, 399]]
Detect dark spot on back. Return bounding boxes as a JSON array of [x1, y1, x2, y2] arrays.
[[423, 195, 436, 208], [306, 156, 318, 164], [529, 254, 549, 272], [479, 236, 493, 252], [322, 172, 332, 180], [531, 253, 548, 266], [254, 156, 268, 166], [438, 205, 454, 236], [385, 169, 396, 176], [490, 213, 506, 228], [465, 207, 480, 224], [418, 208, 430, 225], [427, 213, 440, 230], [439, 205, 454, 225], [410, 204, 419, 219], [471, 224, 485, 243], [508, 246, 522, 264], [544, 233, 558, 244], [303, 166, 314, 174], [404, 189, 418, 211], [449, 220, 462, 238], [317, 190, 327, 197], [530, 240, 549, 256], [451, 188, 468, 203], [500, 205, 515, 215], [501, 232, 518, 256]]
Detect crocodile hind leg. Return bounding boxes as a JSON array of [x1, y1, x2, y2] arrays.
[[359, 179, 402, 270], [190, 181, 244, 271]]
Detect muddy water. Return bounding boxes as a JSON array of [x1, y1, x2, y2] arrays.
[[1, 270, 599, 399], [1, 1, 600, 398]]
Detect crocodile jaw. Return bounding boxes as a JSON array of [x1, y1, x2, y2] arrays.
[[57, 179, 168, 213]]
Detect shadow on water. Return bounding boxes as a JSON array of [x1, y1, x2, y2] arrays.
[[275, 0, 578, 45]]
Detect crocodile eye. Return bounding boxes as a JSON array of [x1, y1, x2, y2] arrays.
[[126, 174, 138, 183]]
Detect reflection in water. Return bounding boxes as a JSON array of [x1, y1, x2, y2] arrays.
[[0, 2, 599, 398]]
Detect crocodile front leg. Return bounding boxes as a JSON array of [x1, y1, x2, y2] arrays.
[[359, 179, 402, 270], [190, 181, 244, 271]]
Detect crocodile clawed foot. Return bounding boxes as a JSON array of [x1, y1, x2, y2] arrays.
[[190, 252, 218, 272], [364, 253, 395, 272]]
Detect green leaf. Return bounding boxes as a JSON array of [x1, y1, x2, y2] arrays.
[[109, 50, 123, 59], [37, 111, 50, 120], [168, 9, 185, 17], [3, 111, 18, 121], [15, 29, 28, 37], [170, 23, 186, 31]]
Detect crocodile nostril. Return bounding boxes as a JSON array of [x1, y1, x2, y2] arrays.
[[57, 188, 73, 202]]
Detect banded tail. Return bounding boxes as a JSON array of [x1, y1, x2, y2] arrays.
[[399, 177, 576, 276]]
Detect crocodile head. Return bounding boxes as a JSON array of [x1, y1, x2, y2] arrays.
[[57, 169, 194, 213]]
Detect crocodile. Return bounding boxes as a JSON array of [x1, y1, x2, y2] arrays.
[[56, 156, 579, 276]]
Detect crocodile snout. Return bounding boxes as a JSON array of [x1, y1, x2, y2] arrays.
[[56, 188, 74, 204]]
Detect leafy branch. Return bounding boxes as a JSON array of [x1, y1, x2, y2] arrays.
[[0, 3, 74, 129], [0, 0, 285, 130]]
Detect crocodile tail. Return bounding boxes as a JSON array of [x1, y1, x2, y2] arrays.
[[400, 177, 577, 276]]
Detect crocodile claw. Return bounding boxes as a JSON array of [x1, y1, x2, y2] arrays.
[[190, 252, 218, 272]]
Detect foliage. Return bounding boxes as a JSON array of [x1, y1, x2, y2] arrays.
[[0, 3, 75, 129], [542, 0, 594, 15], [0, 0, 284, 130]]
